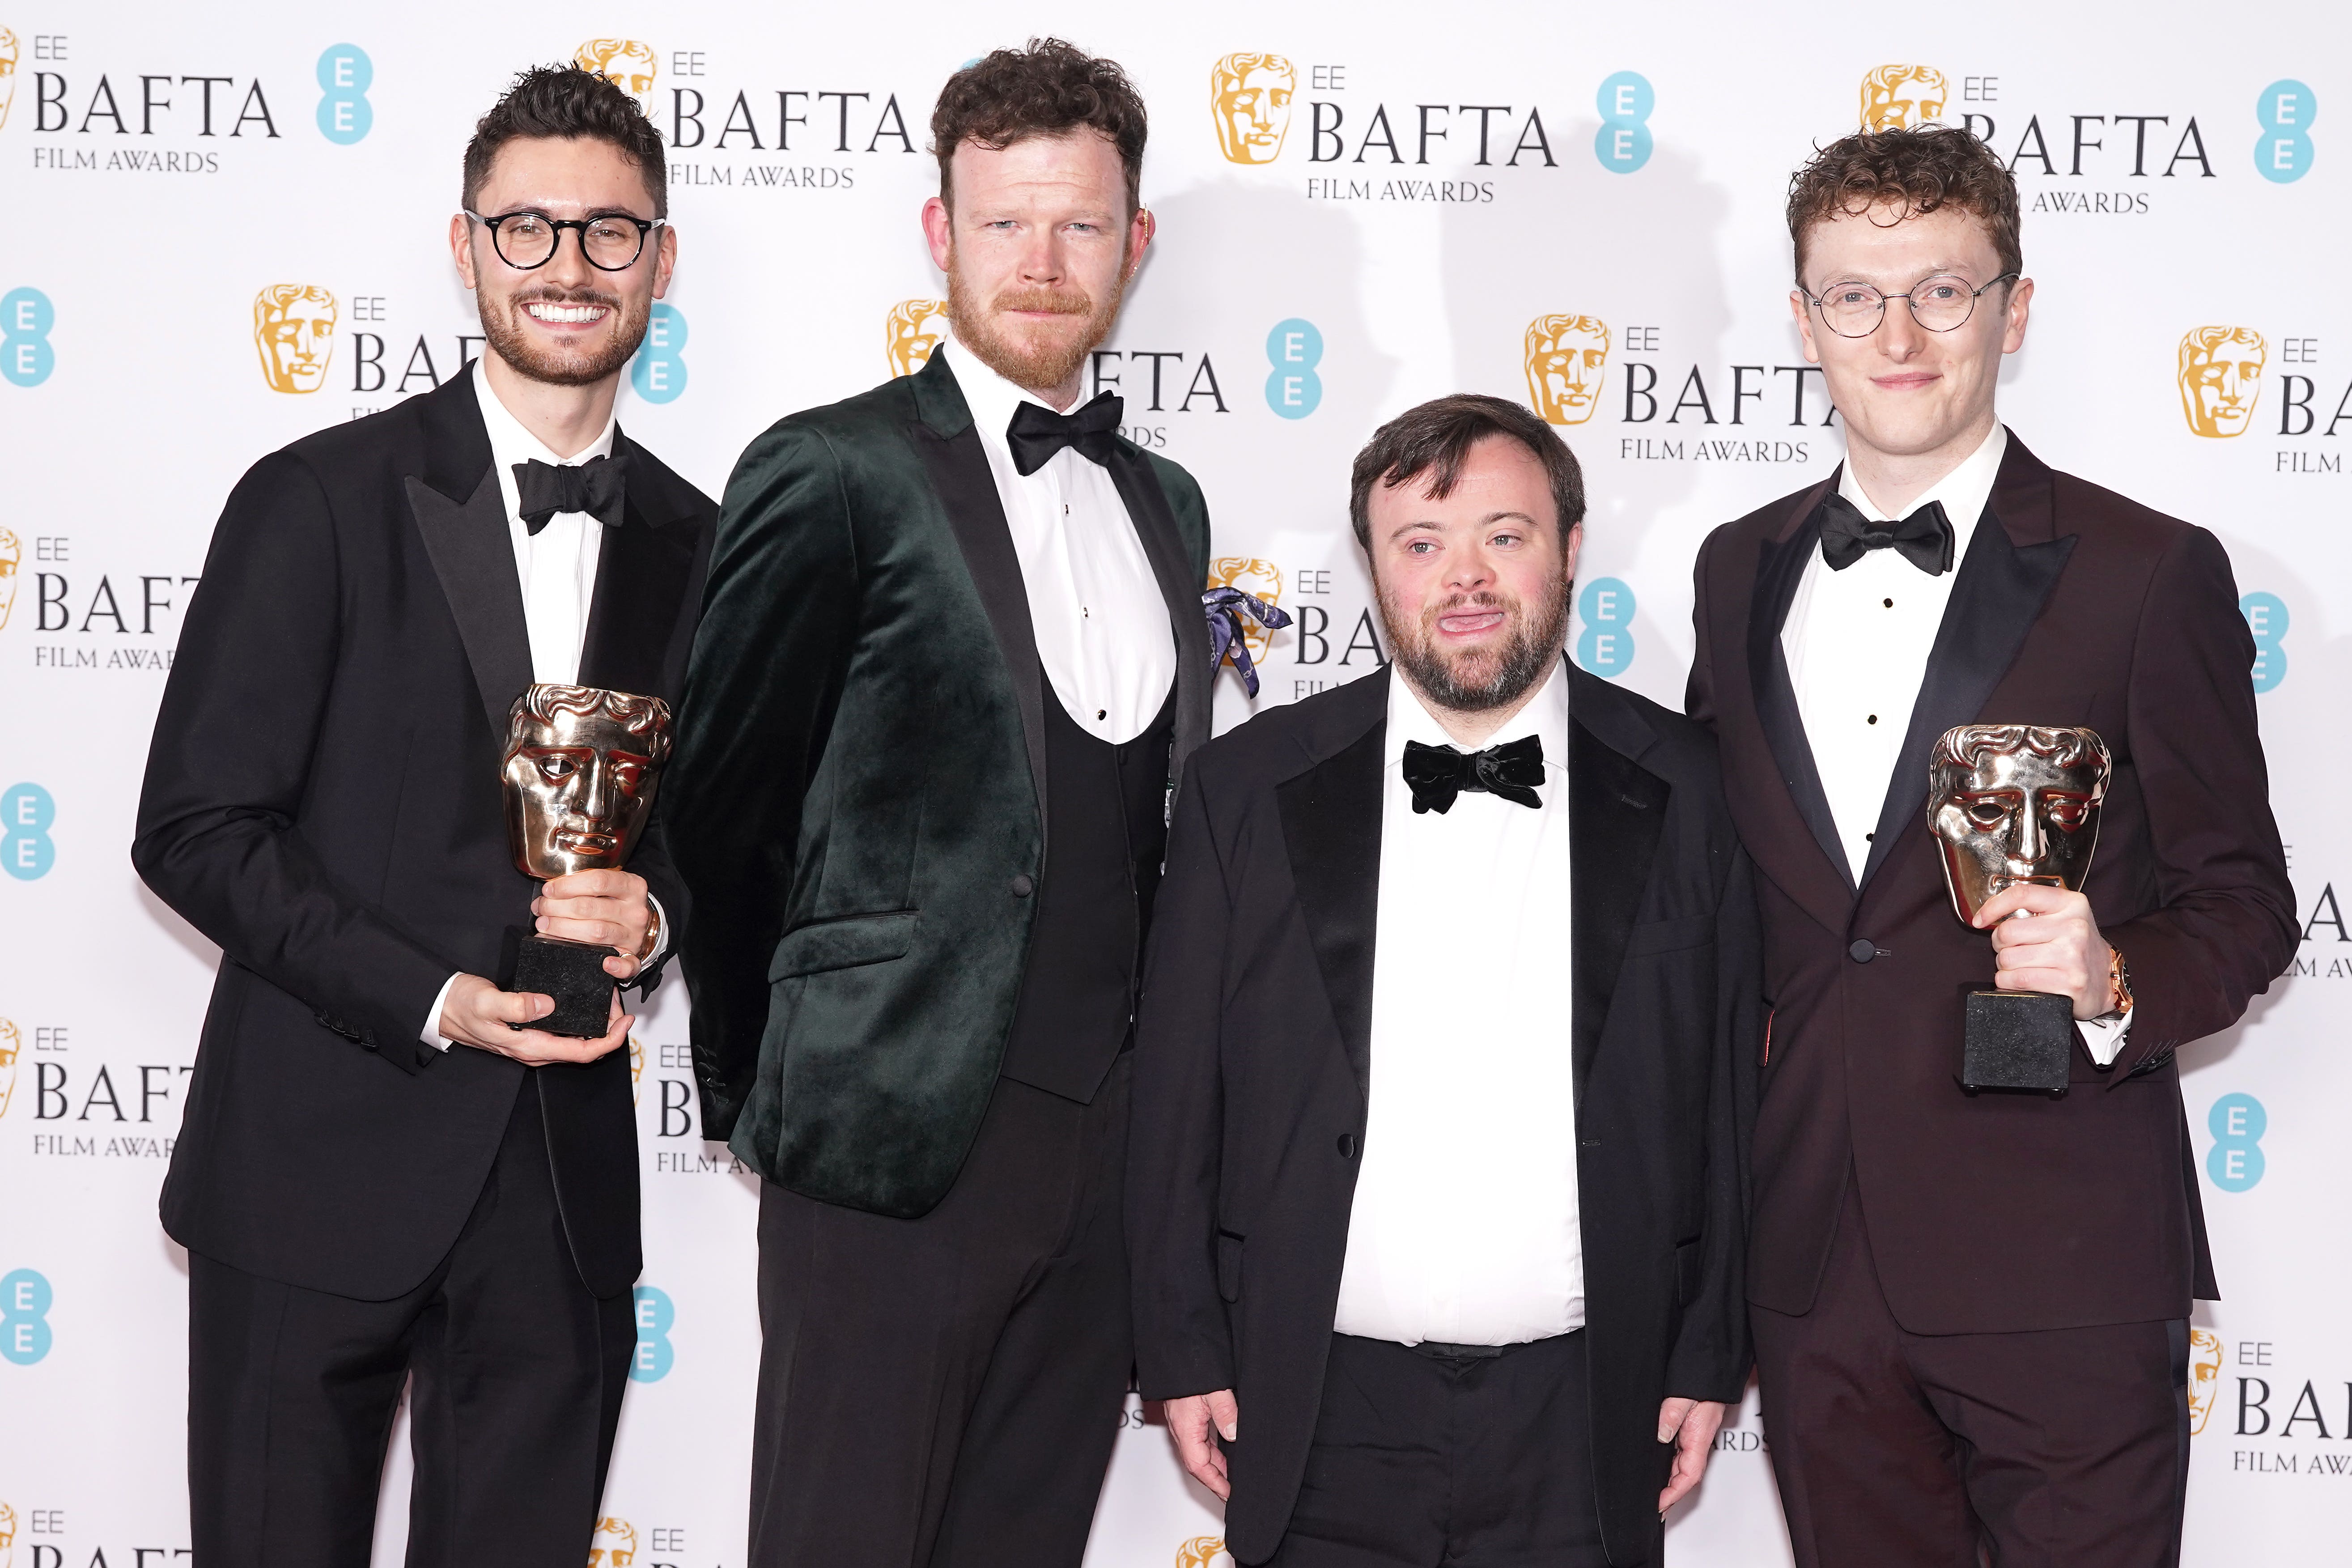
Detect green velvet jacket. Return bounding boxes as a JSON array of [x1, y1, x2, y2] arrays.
[[667, 349, 1214, 1217]]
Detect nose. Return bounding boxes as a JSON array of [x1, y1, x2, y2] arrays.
[[2012, 792, 2046, 864], [1018, 225, 1064, 283], [575, 755, 611, 823], [1879, 295, 1927, 361], [542, 225, 597, 289], [1447, 547, 1494, 595]]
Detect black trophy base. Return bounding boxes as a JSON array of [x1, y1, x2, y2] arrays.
[[1961, 989, 2076, 1094], [511, 934, 618, 1038]]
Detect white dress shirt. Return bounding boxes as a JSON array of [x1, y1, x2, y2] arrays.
[[1782, 424, 2127, 1063], [419, 360, 660, 1049], [1333, 663, 1585, 1347], [939, 340, 1176, 743]]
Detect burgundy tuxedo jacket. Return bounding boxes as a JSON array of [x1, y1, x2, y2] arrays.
[[1687, 431, 2295, 1334]]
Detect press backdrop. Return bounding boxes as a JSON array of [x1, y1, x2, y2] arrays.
[[1, 3, 2344, 1564]]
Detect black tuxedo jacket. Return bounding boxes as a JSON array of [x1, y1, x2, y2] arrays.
[[1687, 431, 2296, 1332], [667, 348, 1213, 1217], [135, 372, 714, 1301], [1128, 663, 1760, 1567]]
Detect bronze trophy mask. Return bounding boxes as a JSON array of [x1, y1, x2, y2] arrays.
[[501, 683, 673, 1037], [1927, 723, 2111, 1093]]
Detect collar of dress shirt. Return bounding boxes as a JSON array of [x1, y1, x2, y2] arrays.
[[1837, 421, 2006, 546], [473, 356, 618, 517], [940, 336, 1079, 460], [1385, 656, 1571, 773]]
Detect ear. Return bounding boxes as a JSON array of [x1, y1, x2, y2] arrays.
[[1561, 520, 1586, 584], [921, 195, 953, 273], [1789, 289, 1821, 365], [1125, 204, 1156, 281], [650, 221, 679, 301], [451, 212, 480, 293], [2000, 276, 2034, 355]]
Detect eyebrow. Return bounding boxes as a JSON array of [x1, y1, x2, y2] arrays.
[[1386, 508, 1538, 542]]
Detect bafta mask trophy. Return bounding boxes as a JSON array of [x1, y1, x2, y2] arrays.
[[1927, 724, 2111, 1093], [502, 684, 673, 1037]]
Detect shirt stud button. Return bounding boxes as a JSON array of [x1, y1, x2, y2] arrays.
[[1884, 598, 1894, 608], [1867, 714, 1878, 725], [1097, 709, 1107, 720]]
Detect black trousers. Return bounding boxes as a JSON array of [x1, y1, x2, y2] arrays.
[[749, 1055, 1133, 1568], [1265, 1330, 1610, 1568], [187, 1073, 636, 1568], [1752, 1189, 2189, 1568]]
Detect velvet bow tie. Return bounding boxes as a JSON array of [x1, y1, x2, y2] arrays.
[[514, 452, 632, 535], [1401, 734, 1545, 815], [1006, 391, 1124, 476], [1816, 492, 1954, 575]]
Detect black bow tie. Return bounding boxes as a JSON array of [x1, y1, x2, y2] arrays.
[[514, 452, 632, 535], [1816, 492, 1954, 575], [1006, 391, 1124, 476], [1401, 734, 1546, 815]]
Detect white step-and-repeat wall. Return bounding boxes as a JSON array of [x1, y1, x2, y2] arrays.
[[1, 2, 2343, 1564]]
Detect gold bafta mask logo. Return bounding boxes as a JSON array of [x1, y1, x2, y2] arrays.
[[628, 1034, 645, 1104], [0, 1498, 17, 1568], [885, 298, 951, 378], [2186, 1328, 2224, 1435], [502, 684, 674, 880], [1210, 53, 1296, 164], [588, 1516, 636, 1566], [1176, 1538, 1233, 1568], [576, 40, 658, 106], [1860, 65, 1949, 130], [2178, 326, 2267, 438], [253, 285, 338, 394], [0, 1018, 19, 1120], [1524, 315, 1610, 426], [1208, 557, 1284, 666], [0, 527, 21, 632], [0, 28, 21, 132]]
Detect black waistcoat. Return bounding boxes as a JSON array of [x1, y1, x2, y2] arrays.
[[997, 679, 1178, 1103]]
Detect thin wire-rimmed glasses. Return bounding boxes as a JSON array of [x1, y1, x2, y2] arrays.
[[464, 209, 663, 272], [1800, 271, 2020, 338]]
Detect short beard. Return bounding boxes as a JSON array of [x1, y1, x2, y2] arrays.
[[479, 283, 647, 388], [946, 254, 1126, 395], [1380, 574, 1571, 714]]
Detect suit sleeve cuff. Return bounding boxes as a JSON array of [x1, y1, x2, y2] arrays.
[[420, 972, 461, 1052]]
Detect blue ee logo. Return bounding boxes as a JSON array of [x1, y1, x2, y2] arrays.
[[2, 288, 55, 388], [2207, 1093, 2266, 1191], [1576, 578, 1635, 676], [316, 45, 374, 145], [2255, 80, 2313, 184], [631, 304, 688, 404], [1, 1268, 53, 1365], [1264, 318, 1322, 419], [1594, 72, 1654, 174], [2240, 591, 2287, 693], [629, 1284, 674, 1381], [3, 784, 55, 881]]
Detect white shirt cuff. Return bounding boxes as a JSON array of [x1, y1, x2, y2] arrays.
[[420, 972, 462, 1052], [644, 894, 671, 967], [2080, 1010, 2132, 1067]]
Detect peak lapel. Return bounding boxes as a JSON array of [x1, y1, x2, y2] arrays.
[[1275, 676, 1388, 1107], [1567, 667, 1671, 1104], [1747, 501, 1858, 909], [1104, 446, 1212, 781], [577, 431, 705, 702], [406, 465, 532, 743]]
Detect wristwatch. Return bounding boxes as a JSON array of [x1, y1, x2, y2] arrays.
[[2090, 945, 2134, 1025]]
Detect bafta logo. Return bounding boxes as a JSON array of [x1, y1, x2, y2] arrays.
[[576, 39, 658, 106], [2187, 1328, 2223, 1435], [0, 527, 21, 632], [1524, 315, 1610, 426], [1208, 557, 1284, 666], [0, 1498, 16, 1568], [628, 1033, 645, 1105], [2177, 326, 2267, 438], [885, 298, 950, 378], [1210, 53, 1296, 164], [0, 28, 20, 132], [1176, 1538, 1233, 1568], [0, 1018, 17, 1120], [253, 284, 338, 394], [588, 1516, 637, 1567], [1860, 64, 1949, 130]]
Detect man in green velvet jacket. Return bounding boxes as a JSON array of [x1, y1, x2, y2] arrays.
[[666, 39, 1216, 1568]]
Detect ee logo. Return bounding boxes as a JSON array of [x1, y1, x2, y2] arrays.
[[2, 1268, 52, 1365], [1576, 578, 1635, 676], [2240, 591, 2287, 693], [316, 45, 374, 145], [1594, 72, 1654, 174], [2, 288, 55, 389], [2255, 80, 2313, 184], [631, 303, 687, 404], [1264, 318, 1322, 420], [629, 1285, 674, 1381], [2207, 1093, 2266, 1192], [3, 784, 55, 881]]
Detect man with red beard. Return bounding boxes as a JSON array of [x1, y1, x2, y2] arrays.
[[136, 65, 712, 1564], [1128, 396, 1758, 1567], [665, 40, 1215, 1568]]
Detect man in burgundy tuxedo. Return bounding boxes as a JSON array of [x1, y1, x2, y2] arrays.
[[1687, 124, 2295, 1566]]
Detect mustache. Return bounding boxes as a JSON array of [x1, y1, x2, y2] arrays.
[[1426, 591, 1513, 619], [989, 284, 1094, 317], [510, 285, 625, 310]]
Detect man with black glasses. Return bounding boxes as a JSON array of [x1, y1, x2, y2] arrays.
[[135, 64, 713, 1566]]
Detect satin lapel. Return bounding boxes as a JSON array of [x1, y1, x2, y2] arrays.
[[1276, 698, 1386, 1108], [1567, 668, 1670, 1105], [1748, 512, 1855, 894], [405, 467, 532, 741], [911, 421, 1049, 829], [1856, 501, 2077, 892], [577, 437, 699, 702], [1106, 446, 1213, 781]]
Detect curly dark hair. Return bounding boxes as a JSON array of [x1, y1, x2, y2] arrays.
[[931, 38, 1147, 212], [1786, 123, 2019, 284], [1348, 394, 1587, 552], [463, 64, 668, 218]]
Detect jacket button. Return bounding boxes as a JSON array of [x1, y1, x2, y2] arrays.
[[1847, 938, 1876, 964], [1337, 1133, 1358, 1159], [1010, 875, 1034, 897]]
